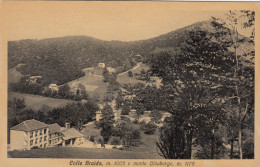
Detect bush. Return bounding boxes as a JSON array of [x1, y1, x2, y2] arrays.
[[121, 104, 130, 115], [89, 135, 95, 142], [143, 122, 157, 135], [150, 110, 162, 124], [110, 137, 121, 146], [94, 121, 101, 128]]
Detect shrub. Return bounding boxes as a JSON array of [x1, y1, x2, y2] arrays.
[[110, 137, 121, 146], [143, 122, 157, 135], [150, 110, 162, 124], [94, 121, 101, 128], [89, 135, 95, 142], [120, 116, 131, 122], [121, 104, 130, 115]]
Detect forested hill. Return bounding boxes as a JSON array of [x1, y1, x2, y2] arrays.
[[8, 21, 254, 85]]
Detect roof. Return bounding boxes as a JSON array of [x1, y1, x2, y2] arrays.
[[61, 128, 84, 140], [49, 84, 57, 87], [48, 123, 62, 134], [10, 119, 49, 132]]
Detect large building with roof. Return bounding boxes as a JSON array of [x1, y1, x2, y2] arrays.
[[10, 119, 84, 151], [10, 119, 49, 150]]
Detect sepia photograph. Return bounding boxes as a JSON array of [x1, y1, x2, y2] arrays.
[[0, 2, 259, 165]]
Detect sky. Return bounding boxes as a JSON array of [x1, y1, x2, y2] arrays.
[[2, 3, 231, 41]]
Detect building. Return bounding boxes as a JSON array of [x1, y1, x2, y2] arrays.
[[10, 119, 49, 150], [48, 123, 63, 147], [98, 63, 105, 69], [10, 120, 84, 150], [49, 83, 58, 91], [26, 76, 42, 84], [95, 110, 102, 121], [61, 125, 84, 146]]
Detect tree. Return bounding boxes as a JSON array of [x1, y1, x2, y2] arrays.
[[150, 23, 236, 158], [78, 83, 89, 100], [99, 104, 115, 143], [212, 10, 255, 159], [156, 116, 186, 159], [142, 121, 157, 135], [121, 103, 130, 115], [113, 121, 141, 147], [150, 110, 162, 124], [58, 84, 71, 99], [128, 71, 133, 77]]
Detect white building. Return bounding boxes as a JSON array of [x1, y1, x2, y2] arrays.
[[107, 67, 116, 74], [10, 119, 84, 150], [98, 63, 105, 69], [49, 84, 58, 91]]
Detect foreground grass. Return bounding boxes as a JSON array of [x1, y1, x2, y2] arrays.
[[8, 147, 163, 159]]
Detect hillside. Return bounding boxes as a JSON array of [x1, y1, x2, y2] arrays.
[[8, 21, 254, 85]]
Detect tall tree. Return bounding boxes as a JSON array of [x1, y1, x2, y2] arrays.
[[212, 10, 255, 158], [99, 104, 115, 143]]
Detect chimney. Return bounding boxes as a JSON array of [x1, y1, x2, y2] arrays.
[[65, 122, 70, 129]]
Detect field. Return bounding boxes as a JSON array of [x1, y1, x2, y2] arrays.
[[117, 63, 150, 85], [66, 68, 108, 101], [8, 65, 23, 83], [8, 91, 77, 111], [8, 146, 162, 159]]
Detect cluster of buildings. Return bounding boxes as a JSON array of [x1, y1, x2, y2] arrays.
[[10, 119, 84, 151]]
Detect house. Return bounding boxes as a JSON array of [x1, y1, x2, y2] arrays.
[[98, 63, 105, 69], [107, 67, 116, 74], [26, 76, 42, 84], [49, 84, 58, 91], [10, 120, 84, 150], [10, 119, 49, 150], [95, 110, 102, 121], [48, 123, 63, 147], [61, 123, 84, 146]]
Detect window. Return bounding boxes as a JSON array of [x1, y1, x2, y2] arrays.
[[40, 130, 42, 136], [40, 137, 42, 143], [35, 138, 38, 144], [44, 129, 47, 134], [30, 132, 33, 138], [44, 143, 47, 148], [35, 131, 38, 137], [30, 140, 33, 146], [44, 136, 47, 141]]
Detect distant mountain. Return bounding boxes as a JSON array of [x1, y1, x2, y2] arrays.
[[8, 21, 254, 85]]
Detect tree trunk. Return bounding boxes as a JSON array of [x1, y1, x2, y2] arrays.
[[230, 139, 234, 159], [186, 130, 193, 159], [238, 121, 243, 159], [211, 129, 215, 159]]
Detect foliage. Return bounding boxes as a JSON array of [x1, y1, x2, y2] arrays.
[[121, 104, 130, 115], [156, 116, 186, 159], [99, 104, 115, 143], [141, 121, 157, 135], [128, 71, 133, 77], [150, 110, 162, 124], [109, 137, 121, 146], [113, 121, 141, 147]]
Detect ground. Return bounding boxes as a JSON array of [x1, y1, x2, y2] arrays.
[[117, 63, 150, 85], [8, 146, 162, 159], [66, 68, 108, 101], [8, 91, 78, 111]]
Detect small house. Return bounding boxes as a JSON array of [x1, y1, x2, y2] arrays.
[[98, 63, 105, 69]]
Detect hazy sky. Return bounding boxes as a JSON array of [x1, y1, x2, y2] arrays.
[[3, 3, 228, 41]]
